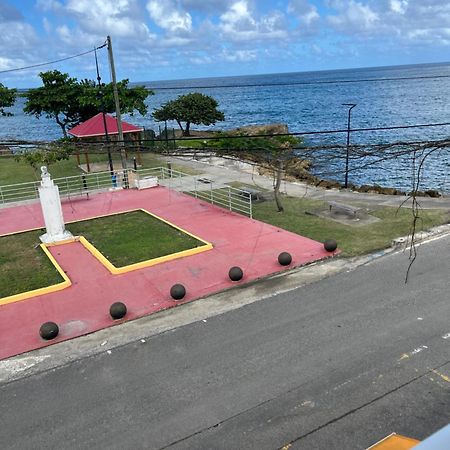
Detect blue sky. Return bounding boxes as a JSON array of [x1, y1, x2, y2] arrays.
[[0, 0, 449, 88]]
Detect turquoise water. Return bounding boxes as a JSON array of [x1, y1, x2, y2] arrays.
[[1, 62, 450, 191]]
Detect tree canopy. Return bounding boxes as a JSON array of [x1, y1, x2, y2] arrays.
[[213, 124, 301, 212], [0, 83, 17, 116], [23, 70, 151, 138], [15, 139, 73, 173], [153, 92, 224, 136]]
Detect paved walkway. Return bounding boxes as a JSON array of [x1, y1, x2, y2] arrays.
[[163, 155, 450, 209], [0, 187, 333, 360]]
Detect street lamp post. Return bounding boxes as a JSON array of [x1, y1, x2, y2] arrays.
[[342, 103, 356, 188]]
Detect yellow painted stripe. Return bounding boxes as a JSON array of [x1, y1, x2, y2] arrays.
[[139, 208, 211, 246], [79, 236, 213, 275], [74, 208, 213, 275], [0, 243, 72, 305], [0, 207, 213, 302]]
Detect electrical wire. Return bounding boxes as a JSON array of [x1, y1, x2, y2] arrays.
[[69, 120, 450, 145], [0, 43, 107, 75]]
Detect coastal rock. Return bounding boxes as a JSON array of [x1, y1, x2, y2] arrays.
[[425, 189, 441, 198]]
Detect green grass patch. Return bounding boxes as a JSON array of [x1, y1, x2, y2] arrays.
[[0, 155, 82, 185], [252, 196, 448, 257], [0, 230, 63, 298], [66, 210, 205, 267], [0, 151, 198, 186]]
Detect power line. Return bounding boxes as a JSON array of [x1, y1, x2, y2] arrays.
[[2, 120, 450, 147], [146, 72, 450, 91], [135, 120, 450, 142], [0, 43, 107, 75]]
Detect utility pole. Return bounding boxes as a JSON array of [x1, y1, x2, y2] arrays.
[[342, 103, 356, 188], [94, 45, 113, 175], [107, 36, 127, 174]]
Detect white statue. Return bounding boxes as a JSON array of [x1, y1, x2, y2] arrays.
[[38, 166, 73, 243]]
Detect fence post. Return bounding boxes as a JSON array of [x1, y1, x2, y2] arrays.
[[194, 178, 198, 198], [210, 182, 213, 204], [228, 187, 232, 211], [85, 152, 91, 173], [249, 193, 253, 219]]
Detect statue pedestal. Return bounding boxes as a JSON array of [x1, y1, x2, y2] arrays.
[[38, 167, 73, 244]]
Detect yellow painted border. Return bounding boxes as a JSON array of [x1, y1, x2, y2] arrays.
[[0, 208, 213, 304], [0, 240, 73, 306], [77, 208, 213, 275]]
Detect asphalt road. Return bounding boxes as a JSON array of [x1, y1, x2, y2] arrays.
[[1, 236, 449, 450]]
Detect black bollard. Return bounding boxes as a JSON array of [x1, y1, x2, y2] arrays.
[[278, 252, 292, 266], [228, 266, 244, 281], [110, 302, 127, 320], [39, 322, 59, 340]]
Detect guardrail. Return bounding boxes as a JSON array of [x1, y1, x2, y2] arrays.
[[191, 184, 253, 218], [0, 180, 40, 204], [0, 166, 253, 218]]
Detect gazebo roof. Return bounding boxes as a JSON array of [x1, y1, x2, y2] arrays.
[[68, 113, 143, 138]]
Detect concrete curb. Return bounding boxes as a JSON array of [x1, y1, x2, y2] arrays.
[[1, 224, 449, 385]]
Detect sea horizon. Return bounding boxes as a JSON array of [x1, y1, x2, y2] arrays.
[[2, 61, 450, 193], [138, 60, 450, 88]]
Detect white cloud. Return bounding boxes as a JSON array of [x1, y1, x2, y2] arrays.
[[189, 55, 213, 64], [219, 0, 287, 41], [288, 0, 319, 25], [38, 0, 154, 43], [0, 21, 38, 52], [327, 1, 379, 33], [36, 0, 63, 12], [221, 48, 257, 62], [146, 0, 192, 32], [42, 17, 52, 33], [390, 0, 408, 14], [324, 0, 450, 44]]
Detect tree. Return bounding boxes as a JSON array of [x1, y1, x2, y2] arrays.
[[213, 125, 301, 212], [0, 83, 17, 116], [15, 139, 73, 173], [24, 70, 151, 138], [77, 78, 149, 122], [153, 92, 224, 136], [23, 71, 80, 138]]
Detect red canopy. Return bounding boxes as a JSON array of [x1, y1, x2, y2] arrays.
[[68, 113, 143, 138]]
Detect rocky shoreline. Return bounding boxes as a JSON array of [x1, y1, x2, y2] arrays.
[[175, 124, 443, 198]]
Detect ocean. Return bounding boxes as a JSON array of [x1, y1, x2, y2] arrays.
[[1, 62, 450, 192]]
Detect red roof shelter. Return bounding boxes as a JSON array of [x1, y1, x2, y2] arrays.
[[68, 113, 143, 138]]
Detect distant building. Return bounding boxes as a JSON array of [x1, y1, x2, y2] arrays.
[[68, 113, 143, 142]]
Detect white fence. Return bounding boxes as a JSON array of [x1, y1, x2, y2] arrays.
[[0, 167, 253, 218]]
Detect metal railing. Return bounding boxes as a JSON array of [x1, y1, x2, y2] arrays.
[[191, 183, 253, 218], [0, 166, 253, 218], [0, 180, 40, 204]]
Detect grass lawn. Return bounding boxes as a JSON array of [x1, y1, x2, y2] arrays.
[[0, 155, 82, 185], [0, 151, 198, 186], [0, 230, 63, 298], [252, 196, 449, 257], [1, 210, 206, 298], [66, 210, 205, 267]]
